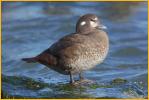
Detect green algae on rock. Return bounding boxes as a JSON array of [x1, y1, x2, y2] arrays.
[[111, 78, 128, 85]]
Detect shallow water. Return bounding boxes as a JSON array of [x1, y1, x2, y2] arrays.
[[2, 2, 148, 98]]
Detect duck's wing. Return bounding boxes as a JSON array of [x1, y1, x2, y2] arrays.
[[49, 33, 87, 58]]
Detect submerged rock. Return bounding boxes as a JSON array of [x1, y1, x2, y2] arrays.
[[111, 78, 128, 85]]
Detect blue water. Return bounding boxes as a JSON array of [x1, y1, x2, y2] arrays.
[[2, 2, 148, 98]]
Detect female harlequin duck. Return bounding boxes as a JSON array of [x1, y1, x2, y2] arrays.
[[22, 14, 109, 84]]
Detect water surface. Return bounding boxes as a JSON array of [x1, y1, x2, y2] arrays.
[[2, 2, 148, 98]]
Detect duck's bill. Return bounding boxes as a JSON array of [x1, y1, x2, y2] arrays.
[[97, 24, 107, 30]]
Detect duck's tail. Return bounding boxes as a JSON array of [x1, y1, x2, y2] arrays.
[[22, 53, 57, 66], [22, 57, 38, 63]]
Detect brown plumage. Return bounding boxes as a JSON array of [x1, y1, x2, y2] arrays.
[[22, 14, 109, 83]]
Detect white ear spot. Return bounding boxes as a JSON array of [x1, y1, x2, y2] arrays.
[[80, 21, 86, 26]]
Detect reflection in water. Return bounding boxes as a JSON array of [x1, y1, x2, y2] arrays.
[[42, 3, 72, 15], [2, 2, 147, 98], [98, 2, 141, 21], [41, 2, 143, 22]]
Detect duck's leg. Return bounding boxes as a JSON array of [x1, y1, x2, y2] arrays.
[[70, 72, 74, 83], [79, 72, 93, 84], [79, 72, 84, 80]]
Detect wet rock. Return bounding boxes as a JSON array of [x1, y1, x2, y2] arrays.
[[111, 78, 128, 85]]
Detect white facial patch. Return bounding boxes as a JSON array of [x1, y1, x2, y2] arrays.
[[90, 21, 98, 27], [94, 17, 98, 21], [80, 21, 86, 26]]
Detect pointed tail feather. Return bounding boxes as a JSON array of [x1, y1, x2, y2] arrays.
[[22, 57, 38, 63], [22, 53, 57, 65]]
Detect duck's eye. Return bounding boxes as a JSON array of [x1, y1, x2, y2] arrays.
[[80, 21, 86, 26], [91, 19, 96, 22], [90, 20, 95, 25], [91, 17, 98, 22]]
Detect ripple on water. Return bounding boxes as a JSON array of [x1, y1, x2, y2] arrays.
[[112, 47, 146, 57]]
